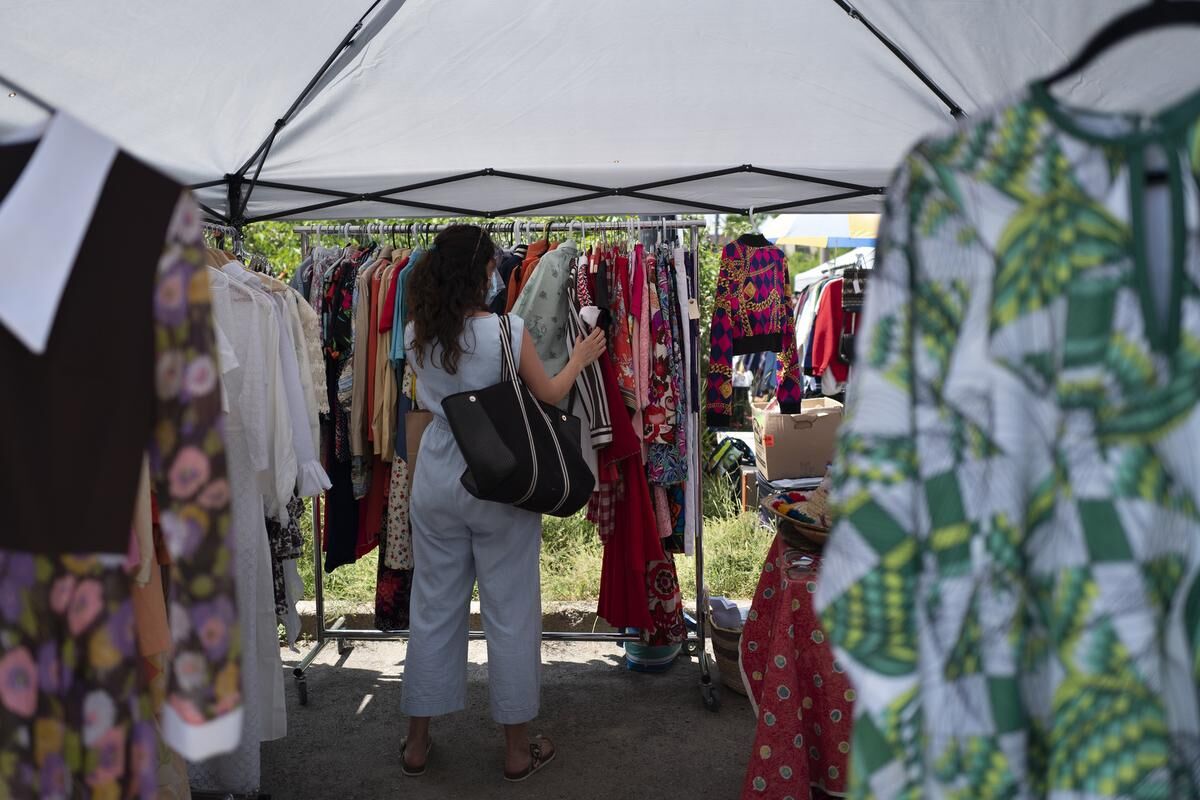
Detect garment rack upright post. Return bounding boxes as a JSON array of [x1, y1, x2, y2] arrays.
[[288, 218, 724, 712]]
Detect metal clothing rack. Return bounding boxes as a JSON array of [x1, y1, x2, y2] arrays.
[[202, 220, 243, 251], [203, 221, 273, 273], [293, 218, 711, 254], [291, 217, 727, 711]]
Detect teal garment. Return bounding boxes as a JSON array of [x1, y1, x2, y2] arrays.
[[511, 239, 578, 377], [390, 248, 423, 365]]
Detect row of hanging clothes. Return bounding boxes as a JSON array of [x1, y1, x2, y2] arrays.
[[289, 234, 420, 631], [790, 260, 868, 400], [193, 226, 332, 795], [288, 223, 698, 646], [508, 229, 697, 645]]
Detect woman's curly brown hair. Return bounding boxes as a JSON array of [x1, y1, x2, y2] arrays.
[[406, 224, 496, 374]]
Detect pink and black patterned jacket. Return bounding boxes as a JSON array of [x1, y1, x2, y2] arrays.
[[706, 241, 801, 427]]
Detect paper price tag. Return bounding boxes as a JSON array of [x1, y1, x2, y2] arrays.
[[688, 298, 701, 320]]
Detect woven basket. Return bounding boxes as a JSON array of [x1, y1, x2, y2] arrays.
[[706, 617, 749, 696], [761, 499, 829, 551], [779, 518, 827, 550]]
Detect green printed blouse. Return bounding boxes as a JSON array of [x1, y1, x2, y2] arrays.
[[815, 84, 1200, 799]]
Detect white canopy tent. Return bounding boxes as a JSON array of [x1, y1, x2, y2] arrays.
[[1, 0, 1195, 223]]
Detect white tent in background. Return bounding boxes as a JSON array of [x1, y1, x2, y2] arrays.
[[761, 214, 879, 247], [0, 1, 1194, 222], [794, 248, 875, 293]]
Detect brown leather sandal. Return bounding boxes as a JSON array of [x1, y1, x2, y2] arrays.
[[401, 737, 432, 777], [503, 736, 556, 783]]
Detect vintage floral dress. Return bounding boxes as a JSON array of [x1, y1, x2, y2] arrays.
[[0, 114, 241, 799]]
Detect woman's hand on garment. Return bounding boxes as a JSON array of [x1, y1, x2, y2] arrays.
[[570, 329, 607, 370], [519, 328, 600, 407]]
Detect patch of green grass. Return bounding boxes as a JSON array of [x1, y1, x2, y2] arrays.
[[540, 513, 606, 601], [297, 507, 379, 603], [677, 513, 773, 601], [296, 488, 771, 606]]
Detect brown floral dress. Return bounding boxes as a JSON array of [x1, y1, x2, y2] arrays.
[[0, 194, 240, 799]]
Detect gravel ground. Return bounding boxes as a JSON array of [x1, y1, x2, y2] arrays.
[[261, 639, 754, 799]]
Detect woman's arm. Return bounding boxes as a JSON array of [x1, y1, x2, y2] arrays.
[[518, 328, 606, 406]]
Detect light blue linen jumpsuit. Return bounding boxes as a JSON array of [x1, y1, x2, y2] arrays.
[[401, 314, 543, 724]]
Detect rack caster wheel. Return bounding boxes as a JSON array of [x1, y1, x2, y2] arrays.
[[296, 676, 308, 706], [337, 639, 353, 656], [701, 681, 721, 712], [686, 639, 700, 657]]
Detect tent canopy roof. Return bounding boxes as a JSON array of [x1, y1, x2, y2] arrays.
[[1, 0, 1193, 221]]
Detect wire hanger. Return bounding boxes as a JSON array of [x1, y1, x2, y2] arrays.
[[1042, 0, 1200, 86]]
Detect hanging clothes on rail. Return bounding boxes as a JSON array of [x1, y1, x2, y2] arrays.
[[321, 245, 375, 572], [302, 237, 420, 628], [0, 113, 242, 798], [375, 374, 418, 630], [790, 273, 858, 398], [512, 230, 688, 646], [645, 245, 688, 488], [512, 237, 613, 446], [192, 223, 329, 796]]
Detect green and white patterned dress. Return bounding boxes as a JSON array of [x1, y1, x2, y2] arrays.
[[814, 83, 1200, 799]]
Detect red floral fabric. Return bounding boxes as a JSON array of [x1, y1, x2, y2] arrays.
[[740, 534, 853, 799]]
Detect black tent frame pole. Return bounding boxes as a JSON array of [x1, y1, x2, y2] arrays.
[[226, 0, 389, 226], [0, 73, 55, 113], [186, 0, 973, 221], [212, 163, 886, 222], [198, 202, 228, 224], [830, 0, 965, 119]]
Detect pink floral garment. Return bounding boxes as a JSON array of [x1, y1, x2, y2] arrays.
[[0, 195, 240, 799], [643, 252, 675, 444], [604, 248, 637, 409]]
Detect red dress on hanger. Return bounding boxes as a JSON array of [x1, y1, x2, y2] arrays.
[[593, 301, 686, 645]]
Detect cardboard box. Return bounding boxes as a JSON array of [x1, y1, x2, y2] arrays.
[[753, 398, 843, 480]]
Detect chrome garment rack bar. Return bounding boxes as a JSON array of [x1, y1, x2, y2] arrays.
[[293, 218, 710, 256], [292, 217, 725, 711], [202, 220, 244, 254]]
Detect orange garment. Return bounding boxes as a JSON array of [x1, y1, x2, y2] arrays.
[[350, 257, 384, 456], [355, 457, 390, 558], [505, 239, 557, 312], [365, 259, 387, 444], [373, 262, 398, 458]]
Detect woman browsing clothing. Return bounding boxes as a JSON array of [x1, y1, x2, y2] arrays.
[[400, 224, 606, 782]]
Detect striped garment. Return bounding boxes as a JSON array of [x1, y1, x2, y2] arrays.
[[567, 259, 613, 447]]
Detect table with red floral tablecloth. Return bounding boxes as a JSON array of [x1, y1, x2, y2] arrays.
[[739, 533, 854, 799]]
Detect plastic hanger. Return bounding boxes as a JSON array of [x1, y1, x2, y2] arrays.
[[738, 206, 771, 247]]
